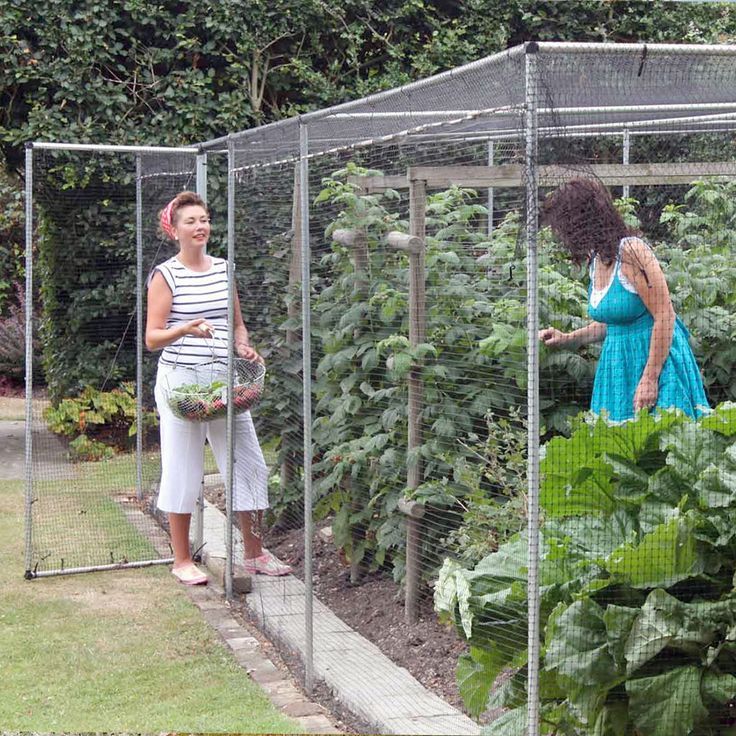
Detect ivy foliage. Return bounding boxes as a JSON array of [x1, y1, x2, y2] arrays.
[[4, 0, 736, 169], [4, 0, 736, 394]]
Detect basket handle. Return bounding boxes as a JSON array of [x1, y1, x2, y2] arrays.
[[171, 323, 225, 369]]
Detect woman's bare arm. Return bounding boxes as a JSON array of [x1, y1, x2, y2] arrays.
[[145, 271, 214, 351], [621, 238, 675, 410]]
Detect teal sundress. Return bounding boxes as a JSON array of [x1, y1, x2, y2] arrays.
[[587, 238, 709, 423]]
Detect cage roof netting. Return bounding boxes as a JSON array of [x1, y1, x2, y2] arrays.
[[198, 41, 736, 168]]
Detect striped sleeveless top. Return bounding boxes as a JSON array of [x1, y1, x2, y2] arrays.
[[154, 255, 230, 367]]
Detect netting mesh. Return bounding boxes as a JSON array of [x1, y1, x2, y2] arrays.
[[26, 148, 199, 575], [25, 41, 736, 735]]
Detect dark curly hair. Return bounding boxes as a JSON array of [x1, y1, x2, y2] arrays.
[[541, 178, 634, 265]]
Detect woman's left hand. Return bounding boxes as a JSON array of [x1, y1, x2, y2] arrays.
[[236, 342, 265, 365], [634, 374, 658, 412]]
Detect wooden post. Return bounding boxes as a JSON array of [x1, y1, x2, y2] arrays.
[[388, 176, 427, 624], [281, 166, 302, 493]]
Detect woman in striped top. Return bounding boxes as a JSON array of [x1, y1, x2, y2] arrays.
[[146, 191, 291, 584]]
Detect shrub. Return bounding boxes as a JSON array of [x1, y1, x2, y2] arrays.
[[0, 283, 42, 384], [68, 435, 115, 463], [442, 409, 528, 566], [0, 165, 24, 315], [44, 382, 158, 456]]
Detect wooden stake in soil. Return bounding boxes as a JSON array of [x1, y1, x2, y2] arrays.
[[389, 175, 427, 625]]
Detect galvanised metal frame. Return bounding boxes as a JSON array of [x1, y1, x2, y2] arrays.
[[299, 118, 316, 694], [195, 42, 736, 725], [524, 42, 541, 736], [24, 141, 197, 579], [28, 40, 736, 725]]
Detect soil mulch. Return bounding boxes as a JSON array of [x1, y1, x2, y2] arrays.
[[204, 486, 470, 715]]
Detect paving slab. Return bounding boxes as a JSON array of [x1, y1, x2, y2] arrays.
[[0, 418, 79, 481], [198, 492, 481, 736]]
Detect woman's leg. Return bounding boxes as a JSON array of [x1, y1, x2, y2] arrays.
[[238, 510, 263, 560], [169, 512, 194, 567], [155, 365, 208, 582], [209, 411, 290, 575]]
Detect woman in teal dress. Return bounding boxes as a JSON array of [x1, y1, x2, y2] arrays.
[[538, 178, 709, 423]]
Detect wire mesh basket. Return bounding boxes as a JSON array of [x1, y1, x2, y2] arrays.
[[163, 358, 266, 422]]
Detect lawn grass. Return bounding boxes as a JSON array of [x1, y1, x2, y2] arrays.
[[1, 473, 303, 733]]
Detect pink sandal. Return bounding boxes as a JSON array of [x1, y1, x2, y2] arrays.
[[172, 563, 208, 586], [244, 550, 292, 577]]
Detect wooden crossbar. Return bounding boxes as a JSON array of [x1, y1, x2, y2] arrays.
[[350, 161, 736, 192]]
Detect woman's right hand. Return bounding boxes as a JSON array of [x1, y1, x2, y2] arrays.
[[183, 319, 215, 339], [538, 327, 569, 348]]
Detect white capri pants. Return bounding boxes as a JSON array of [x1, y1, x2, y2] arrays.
[[154, 364, 269, 514]]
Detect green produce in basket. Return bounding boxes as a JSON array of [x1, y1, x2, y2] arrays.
[[169, 378, 261, 420]]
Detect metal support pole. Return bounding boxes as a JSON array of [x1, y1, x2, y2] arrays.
[[194, 152, 208, 560], [299, 120, 315, 694], [135, 155, 144, 501], [196, 153, 208, 203], [225, 136, 236, 600], [487, 141, 495, 238], [524, 42, 541, 736], [24, 143, 34, 579], [622, 127, 631, 200]]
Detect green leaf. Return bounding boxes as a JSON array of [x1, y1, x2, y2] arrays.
[[605, 514, 702, 589], [486, 668, 527, 711], [660, 423, 726, 480], [566, 680, 609, 727], [700, 402, 736, 436], [623, 589, 684, 675], [701, 671, 736, 704], [544, 598, 616, 686], [545, 510, 636, 560], [605, 452, 651, 501], [624, 589, 718, 676], [388, 351, 412, 375], [694, 456, 736, 508], [627, 665, 707, 736], [473, 536, 528, 580], [591, 702, 630, 736], [434, 558, 463, 617], [456, 569, 473, 639], [481, 706, 527, 736], [541, 456, 616, 518], [603, 604, 639, 672], [456, 645, 508, 718]]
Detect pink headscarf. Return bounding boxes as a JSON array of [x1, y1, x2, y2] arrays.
[[159, 198, 177, 239]]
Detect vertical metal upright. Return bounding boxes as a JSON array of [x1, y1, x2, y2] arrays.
[[299, 119, 315, 694], [23, 143, 34, 579], [196, 151, 208, 203], [225, 136, 236, 600], [194, 151, 209, 560], [487, 140, 495, 237], [135, 154, 144, 501], [524, 41, 541, 736], [622, 127, 631, 200]]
